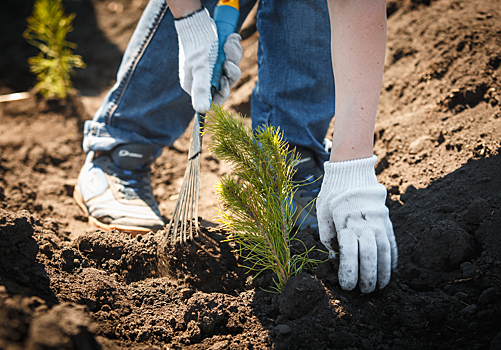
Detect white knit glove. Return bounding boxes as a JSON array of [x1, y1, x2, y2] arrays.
[[174, 8, 242, 113], [316, 156, 398, 293]]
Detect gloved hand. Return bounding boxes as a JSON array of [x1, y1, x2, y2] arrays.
[[316, 156, 398, 293], [174, 8, 242, 113]]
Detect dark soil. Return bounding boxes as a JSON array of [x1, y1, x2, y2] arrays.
[[1, 0, 501, 349]]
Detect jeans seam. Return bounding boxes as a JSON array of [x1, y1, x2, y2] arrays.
[[105, 2, 169, 126]]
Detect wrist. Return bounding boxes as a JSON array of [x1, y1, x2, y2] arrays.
[[173, 5, 204, 20], [168, 0, 202, 19], [329, 140, 374, 163]]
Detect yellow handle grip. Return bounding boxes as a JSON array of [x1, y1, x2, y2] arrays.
[[217, 0, 239, 11]]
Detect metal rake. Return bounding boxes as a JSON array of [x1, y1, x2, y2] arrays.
[[163, 0, 240, 246], [164, 112, 203, 245]]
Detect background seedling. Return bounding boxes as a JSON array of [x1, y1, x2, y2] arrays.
[[24, 0, 85, 99]]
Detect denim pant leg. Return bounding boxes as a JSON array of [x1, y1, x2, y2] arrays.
[[252, 0, 335, 163], [83, 0, 258, 159]]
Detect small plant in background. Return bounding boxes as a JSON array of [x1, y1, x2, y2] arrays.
[[204, 105, 324, 293], [24, 0, 85, 99]]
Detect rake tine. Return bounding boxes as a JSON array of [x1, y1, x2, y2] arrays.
[[165, 112, 203, 246], [180, 161, 193, 245], [193, 154, 201, 240], [179, 165, 188, 244], [181, 161, 194, 245], [185, 161, 194, 243], [187, 159, 196, 242], [188, 113, 203, 242], [165, 156, 190, 245]]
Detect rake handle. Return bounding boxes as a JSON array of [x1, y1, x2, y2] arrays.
[[189, 0, 240, 159], [211, 0, 240, 92]]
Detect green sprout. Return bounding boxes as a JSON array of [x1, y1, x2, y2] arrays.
[[24, 0, 85, 99], [204, 105, 324, 293]]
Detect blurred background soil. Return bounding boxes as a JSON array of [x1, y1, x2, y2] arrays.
[[1, 0, 500, 349]]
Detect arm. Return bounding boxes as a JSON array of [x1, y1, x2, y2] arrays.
[[327, 0, 387, 163], [317, 0, 397, 293]]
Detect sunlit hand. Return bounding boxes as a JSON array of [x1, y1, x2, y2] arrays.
[[316, 156, 398, 293], [174, 8, 242, 113]]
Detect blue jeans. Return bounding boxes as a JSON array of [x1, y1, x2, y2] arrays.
[[83, 0, 335, 162]]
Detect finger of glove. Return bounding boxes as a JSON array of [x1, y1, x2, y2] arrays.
[[212, 76, 230, 106], [337, 229, 359, 291], [317, 199, 337, 258], [358, 229, 378, 294], [223, 60, 241, 88], [191, 66, 213, 113], [386, 218, 398, 271], [223, 33, 243, 66], [222, 33, 242, 88], [374, 224, 392, 290]]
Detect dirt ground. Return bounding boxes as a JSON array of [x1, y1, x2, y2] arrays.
[[1, 0, 501, 349]]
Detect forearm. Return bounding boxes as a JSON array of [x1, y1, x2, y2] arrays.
[[327, 0, 387, 162], [166, 0, 202, 19]]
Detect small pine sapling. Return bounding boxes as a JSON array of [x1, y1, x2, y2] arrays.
[[24, 0, 85, 99], [204, 105, 324, 293]]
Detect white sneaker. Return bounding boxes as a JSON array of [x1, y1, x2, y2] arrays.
[[74, 144, 164, 234]]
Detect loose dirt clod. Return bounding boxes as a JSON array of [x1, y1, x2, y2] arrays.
[[413, 219, 474, 271], [278, 273, 324, 320]]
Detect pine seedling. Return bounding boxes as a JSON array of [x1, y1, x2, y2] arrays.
[[204, 105, 324, 293], [24, 0, 85, 99]]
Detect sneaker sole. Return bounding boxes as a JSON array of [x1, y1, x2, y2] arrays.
[[73, 186, 157, 235]]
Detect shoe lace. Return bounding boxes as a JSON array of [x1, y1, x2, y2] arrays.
[[113, 168, 153, 201]]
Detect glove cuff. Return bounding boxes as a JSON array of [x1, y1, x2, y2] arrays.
[[174, 8, 216, 45], [322, 155, 378, 190]]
